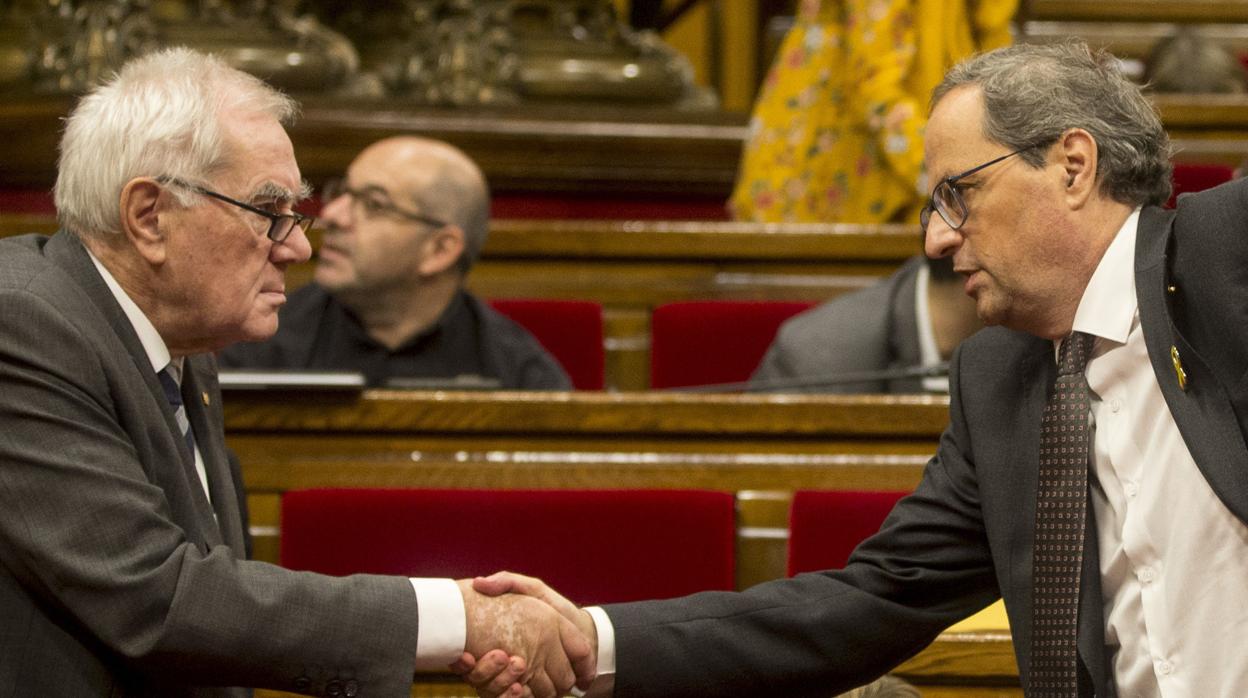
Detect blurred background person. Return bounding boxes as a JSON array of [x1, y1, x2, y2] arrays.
[[750, 253, 979, 392], [221, 136, 571, 390], [1145, 26, 1248, 94], [729, 0, 1017, 224]]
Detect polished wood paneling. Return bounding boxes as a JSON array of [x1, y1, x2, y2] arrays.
[[6, 93, 1248, 199], [1029, 0, 1248, 22], [0, 98, 748, 196]]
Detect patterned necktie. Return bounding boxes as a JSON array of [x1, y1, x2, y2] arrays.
[[1030, 331, 1095, 697], [158, 366, 198, 459]]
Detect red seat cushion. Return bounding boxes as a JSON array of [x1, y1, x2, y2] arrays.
[[787, 489, 909, 576], [281, 488, 736, 604], [1168, 163, 1234, 208], [650, 300, 815, 389], [489, 299, 605, 390]]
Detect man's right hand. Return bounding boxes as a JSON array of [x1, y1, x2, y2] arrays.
[[456, 578, 595, 698], [458, 572, 599, 698]]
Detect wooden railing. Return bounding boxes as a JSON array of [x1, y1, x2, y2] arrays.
[[6, 90, 1248, 199], [1028, 0, 1248, 23]]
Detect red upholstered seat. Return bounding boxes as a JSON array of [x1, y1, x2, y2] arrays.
[[488, 298, 605, 390], [649, 300, 815, 389], [281, 488, 736, 605], [1168, 163, 1234, 208], [787, 489, 909, 576]]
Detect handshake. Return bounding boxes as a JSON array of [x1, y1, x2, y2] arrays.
[[451, 572, 599, 698]]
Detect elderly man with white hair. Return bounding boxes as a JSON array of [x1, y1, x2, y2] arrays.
[[0, 48, 591, 697]]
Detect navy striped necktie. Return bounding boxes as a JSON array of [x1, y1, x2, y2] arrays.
[[157, 366, 197, 459], [1030, 330, 1095, 697]]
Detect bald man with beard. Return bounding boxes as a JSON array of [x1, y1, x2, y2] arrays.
[[222, 137, 571, 390]]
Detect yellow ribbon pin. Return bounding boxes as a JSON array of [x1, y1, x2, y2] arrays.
[[1170, 345, 1188, 391]]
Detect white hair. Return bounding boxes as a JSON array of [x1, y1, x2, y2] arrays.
[[54, 47, 298, 237]]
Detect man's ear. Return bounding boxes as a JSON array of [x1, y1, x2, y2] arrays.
[[119, 178, 170, 265], [417, 224, 466, 276], [1056, 127, 1099, 209]]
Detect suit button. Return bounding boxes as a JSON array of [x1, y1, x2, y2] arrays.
[[293, 676, 311, 692], [326, 679, 343, 696], [344, 680, 359, 696]]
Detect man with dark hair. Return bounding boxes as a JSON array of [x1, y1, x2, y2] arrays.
[[221, 136, 571, 390], [750, 254, 980, 392], [461, 40, 1248, 697]]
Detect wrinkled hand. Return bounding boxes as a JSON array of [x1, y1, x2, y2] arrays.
[[449, 650, 527, 698], [455, 578, 595, 698], [457, 572, 598, 698]]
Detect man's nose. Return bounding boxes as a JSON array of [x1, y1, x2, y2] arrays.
[[271, 223, 312, 265], [923, 215, 962, 260], [320, 190, 352, 228]]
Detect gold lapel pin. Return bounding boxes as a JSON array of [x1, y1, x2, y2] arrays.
[[202, 392, 211, 406], [1170, 345, 1188, 392]]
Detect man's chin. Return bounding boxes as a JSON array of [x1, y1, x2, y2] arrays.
[[235, 314, 281, 345], [973, 294, 1007, 327]]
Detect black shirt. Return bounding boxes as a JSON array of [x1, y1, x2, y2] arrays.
[[220, 284, 571, 390]]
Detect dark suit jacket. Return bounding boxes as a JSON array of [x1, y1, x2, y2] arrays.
[[605, 181, 1248, 697], [749, 256, 924, 392], [0, 232, 421, 697]]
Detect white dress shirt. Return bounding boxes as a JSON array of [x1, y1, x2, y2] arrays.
[[87, 247, 465, 671], [1073, 210, 1248, 696]]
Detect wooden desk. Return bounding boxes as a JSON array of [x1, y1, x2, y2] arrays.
[[227, 389, 946, 583], [233, 389, 1020, 697]]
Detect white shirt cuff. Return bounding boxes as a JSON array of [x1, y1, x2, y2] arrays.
[[580, 606, 616, 697], [410, 578, 466, 672]]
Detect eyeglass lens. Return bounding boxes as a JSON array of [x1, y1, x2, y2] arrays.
[[933, 182, 967, 229]]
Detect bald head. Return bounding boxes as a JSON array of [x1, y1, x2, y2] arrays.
[[358, 136, 490, 274]]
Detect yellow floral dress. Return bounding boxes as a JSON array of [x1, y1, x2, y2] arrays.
[[729, 0, 1017, 223]]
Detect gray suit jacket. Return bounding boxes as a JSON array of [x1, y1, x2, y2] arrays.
[[605, 180, 1248, 697], [0, 232, 421, 697], [749, 257, 924, 393]]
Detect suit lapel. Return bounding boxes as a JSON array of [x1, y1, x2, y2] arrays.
[[1135, 207, 1248, 523], [183, 357, 245, 551], [44, 231, 224, 544]]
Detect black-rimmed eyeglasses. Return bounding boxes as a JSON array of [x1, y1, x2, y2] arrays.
[[920, 145, 1038, 232], [322, 178, 449, 229], [160, 177, 314, 243]]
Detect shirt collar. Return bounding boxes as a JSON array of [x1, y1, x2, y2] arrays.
[[85, 246, 175, 375], [1070, 207, 1141, 347]]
